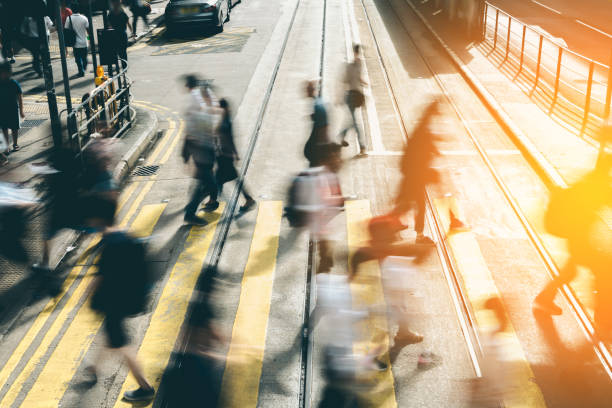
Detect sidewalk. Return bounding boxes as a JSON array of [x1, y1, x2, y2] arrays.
[[403, 0, 601, 187]]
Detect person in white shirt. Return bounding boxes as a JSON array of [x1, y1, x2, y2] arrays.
[[65, 7, 90, 77], [339, 44, 367, 155]]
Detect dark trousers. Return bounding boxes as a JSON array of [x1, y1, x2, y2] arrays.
[[73, 47, 88, 74], [132, 10, 149, 35], [24, 36, 41, 73], [1, 27, 14, 59], [185, 166, 218, 217]]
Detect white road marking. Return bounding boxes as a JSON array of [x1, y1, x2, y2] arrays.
[[529, 0, 561, 15], [344, 0, 386, 153], [575, 19, 612, 39]]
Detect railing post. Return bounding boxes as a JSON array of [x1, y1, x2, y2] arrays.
[[505, 16, 511, 61], [534, 35, 544, 91], [493, 9, 499, 50], [482, 1, 488, 41], [519, 25, 526, 73], [605, 50, 612, 121], [553, 47, 563, 102], [583, 62, 595, 131]]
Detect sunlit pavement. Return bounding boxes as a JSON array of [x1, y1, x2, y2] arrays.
[[0, 0, 611, 407]]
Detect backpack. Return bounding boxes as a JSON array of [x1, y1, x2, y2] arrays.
[[91, 232, 152, 317], [64, 16, 76, 47], [285, 168, 325, 228]]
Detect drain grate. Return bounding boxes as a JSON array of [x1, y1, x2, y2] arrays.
[[21, 119, 47, 128], [132, 165, 160, 177]]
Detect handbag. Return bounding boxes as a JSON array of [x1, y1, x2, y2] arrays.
[[216, 156, 238, 184], [347, 90, 365, 108], [64, 16, 76, 47]]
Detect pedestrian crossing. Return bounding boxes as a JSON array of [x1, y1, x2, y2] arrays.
[[0, 195, 554, 406]]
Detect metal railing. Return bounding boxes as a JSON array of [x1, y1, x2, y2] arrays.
[[66, 61, 133, 156], [482, 2, 612, 131]]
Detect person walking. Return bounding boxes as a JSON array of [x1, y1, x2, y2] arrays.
[[129, 0, 150, 38], [304, 79, 331, 167], [85, 196, 155, 402], [107, 0, 132, 67], [21, 15, 52, 77], [0, 62, 24, 163], [65, 6, 89, 77], [182, 75, 221, 225], [339, 44, 367, 155], [215, 98, 256, 213], [0, 1, 17, 64]]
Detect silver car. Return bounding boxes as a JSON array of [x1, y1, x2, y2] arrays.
[[165, 0, 239, 34]]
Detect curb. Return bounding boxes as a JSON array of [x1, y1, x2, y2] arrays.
[[112, 108, 159, 183], [405, 0, 567, 189]]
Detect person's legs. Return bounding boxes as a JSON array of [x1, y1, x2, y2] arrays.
[[414, 192, 425, 236], [317, 239, 334, 275], [132, 14, 138, 36], [80, 48, 88, 72], [349, 105, 365, 151], [534, 259, 578, 314], [2, 128, 9, 154], [119, 346, 153, 389], [185, 179, 208, 217], [11, 128, 19, 149]]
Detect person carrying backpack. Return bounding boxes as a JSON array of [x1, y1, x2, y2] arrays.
[[86, 196, 155, 402], [64, 6, 89, 77]]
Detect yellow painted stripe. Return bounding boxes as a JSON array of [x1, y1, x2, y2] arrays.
[[218, 201, 283, 408], [159, 119, 185, 164], [146, 119, 176, 165], [113, 203, 226, 407], [119, 181, 155, 228], [15, 199, 173, 408], [434, 198, 547, 407], [0, 180, 139, 396], [130, 203, 167, 238], [345, 200, 397, 407]]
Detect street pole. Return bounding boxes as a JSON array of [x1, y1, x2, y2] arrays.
[[37, 13, 63, 148], [85, 0, 98, 79], [51, 0, 76, 144]]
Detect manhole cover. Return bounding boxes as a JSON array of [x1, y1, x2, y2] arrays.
[[132, 165, 160, 177]]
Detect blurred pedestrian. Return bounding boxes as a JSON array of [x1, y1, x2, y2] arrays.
[[60, 0, 73, 26], [391, 99, 465, 244], [536, 153, 612, 339], [0, 62, 25, 162], [129, 0, 150, 38], [107, 0, 132, 68], [0, 1, 17, 64], [182, 74, 221, 225], [21, 15, 53, 77], [65, 6, 89, 77], [216, 98, 256, 213], [339, 43, 366, 155], [304, 79, 331, 167], [86, 196, 155, 402]]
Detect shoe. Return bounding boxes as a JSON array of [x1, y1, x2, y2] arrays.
[[78, 72, 85, 78], [358, 148, 367, 156], [533, 298, 562, 315], [415, 235, 435, 245], [395, 330, 424, 345], [184, 214, 208, 226], [123, 386, 155, 402], [341, 140, 349, 147], [12, 145, 20, 152], [239, 199, 256, 213], [203, 200, 220, 212], [9, 57, 15, 64], [449, 215, 469, 232], [82, 366, 97, 385]]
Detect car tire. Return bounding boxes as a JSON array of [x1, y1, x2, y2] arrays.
[[216, 14, 225, 33]]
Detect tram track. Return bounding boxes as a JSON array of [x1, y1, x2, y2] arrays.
[[361, 0, 612, 384]]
